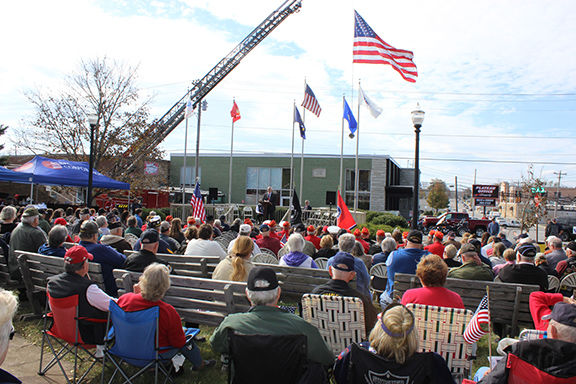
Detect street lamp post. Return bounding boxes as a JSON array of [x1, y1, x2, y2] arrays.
[[86, 114, 98, 207], [411, 104, 425, 229]]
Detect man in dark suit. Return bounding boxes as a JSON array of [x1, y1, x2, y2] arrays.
[[499, 243, 548, 291], [261, 186, 276, 220]]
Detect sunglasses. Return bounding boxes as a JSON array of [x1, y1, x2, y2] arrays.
[[377, 303, 415, 338]]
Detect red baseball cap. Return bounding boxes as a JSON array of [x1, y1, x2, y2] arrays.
[[361, 227, 370, 234], [353, 228, 361, 237], [244, 219, 253, 226], [434, 231, 444, 240], [402, 231, 409, 239], [282, 221, 290, 228], [165, 215, 173, 222], [323, 225, 329, 233], [376, 229, 386, 237], [54, 218, 67, 226], [269, 220, 277, 227], [307, 225, 315, 232], [64, 246, 93, 264]]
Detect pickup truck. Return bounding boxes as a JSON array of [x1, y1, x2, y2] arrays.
[[421, 212, 491, 236]]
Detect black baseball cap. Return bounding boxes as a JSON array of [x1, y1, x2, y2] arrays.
[[517, 243, 537, 258], [260, 224, 270, 232], [140, 229, 159, 244], [542, 302, 576, 327], [406, 230, 423, 244], [80, 221, 99, 235], [566, 241, 576, 253], [331, 253, 355, 272], [247, 267, 279, 291]]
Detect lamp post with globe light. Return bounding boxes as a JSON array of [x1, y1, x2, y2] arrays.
[[411, 105, 425, 229]]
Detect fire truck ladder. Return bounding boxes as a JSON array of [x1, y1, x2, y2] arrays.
[[122, 0, 302, 173]]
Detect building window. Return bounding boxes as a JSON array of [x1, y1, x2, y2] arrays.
[[345, 169, 371, 210], [245, 167, 286, 206], [180, 167, 201, 185]]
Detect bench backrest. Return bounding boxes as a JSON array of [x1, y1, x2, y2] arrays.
[[394, 273, 540, 337], [124, 250, 221, 278], [113, 269, 250, 327], [16, 251, 105, 315], [253, 263, 331, 299]]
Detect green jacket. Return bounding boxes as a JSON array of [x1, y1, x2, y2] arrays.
[[447, 261, 494, 281], [8, 222, 47, 277], [210, 305, 334, 366]]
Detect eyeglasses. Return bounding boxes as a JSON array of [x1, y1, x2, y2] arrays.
[[377, 302, 415, 338]]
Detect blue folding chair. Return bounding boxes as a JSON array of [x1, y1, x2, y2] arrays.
[[101, 301, 174, 384]]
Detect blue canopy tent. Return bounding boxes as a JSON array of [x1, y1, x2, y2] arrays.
[[0, 166, 33, 184], [12, 156, 130, 190]]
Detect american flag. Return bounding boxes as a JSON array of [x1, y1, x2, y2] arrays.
[[279, 233, 287, 248], [463, 295, 490, 343], [190, 182, 206, 222], [301, 84, 322, 117], [353, 10, 418, 83]]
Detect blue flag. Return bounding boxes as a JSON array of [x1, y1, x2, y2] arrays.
[[294, 105, 306, 139], [343, 98, 357, 137]]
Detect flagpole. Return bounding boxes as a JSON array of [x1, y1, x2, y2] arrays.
[[195, 98, 203, 186], [182, 96, 189, 221], [228, 99, 235, 205], [339, 95, 345, 194], [354, 80, 361, 212], [290, 101, 295, 219], [300, 79, 306, 207], [486, 286, 493, 366]]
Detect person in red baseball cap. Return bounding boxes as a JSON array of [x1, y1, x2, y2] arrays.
[[304, 225, 321, 250], [424, 230, 445, 257], [46, 246, 114, 348], [361, 227, 373, 245], [277, 221, 291, 241], [354, 228, 370, 254], [368, 229, 387, 255]]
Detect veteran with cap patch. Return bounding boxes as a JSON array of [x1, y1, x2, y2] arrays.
[[210, 267, 334, 369]]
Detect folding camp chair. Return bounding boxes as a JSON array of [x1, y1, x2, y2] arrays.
[[227, 330, 307, 384], [369, 263, 387, 300], [314, 257, 329, 270], [406, 303, 475, 382], [252, 253, 279, 264], [301, 294, 365, 356], [101, 301, 176, 384], [39, 292, 104, 384]]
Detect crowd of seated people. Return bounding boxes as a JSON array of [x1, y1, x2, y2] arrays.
[[2, 200, 576, 382]]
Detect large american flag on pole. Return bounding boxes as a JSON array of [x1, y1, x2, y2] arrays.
[[463, 295, 490, 343], [190, 182, 206, 222], [301, 84, 322, 117], [353, 10, 418, 83]]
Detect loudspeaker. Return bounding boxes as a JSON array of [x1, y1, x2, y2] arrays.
[[325, 191, 336, 206], [208, 188, 218, 200]]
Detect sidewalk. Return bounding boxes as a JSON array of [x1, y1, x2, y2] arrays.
[[4, 334, 73, 383]]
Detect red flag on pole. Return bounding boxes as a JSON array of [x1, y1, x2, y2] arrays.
[[230, 101, 241, 123], [337, 190, 356, 230]]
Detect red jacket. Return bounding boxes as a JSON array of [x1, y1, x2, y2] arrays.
[[305, 235, 321, 250], [529, 291, 564, 331]]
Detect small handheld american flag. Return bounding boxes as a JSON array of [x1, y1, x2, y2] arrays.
[[190, 182, 206, 223], [463, 295, 490, 344]]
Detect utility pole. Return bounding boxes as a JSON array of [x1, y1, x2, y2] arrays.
[[455, 176, 459, 212], [553, 171, 567, 218]]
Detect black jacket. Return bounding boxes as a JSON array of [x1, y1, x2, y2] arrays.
[[498, 263, 548, 291], [124, 249, 170, 273]]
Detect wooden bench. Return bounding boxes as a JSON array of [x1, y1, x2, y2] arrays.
[[253, 263, 332, 299], [124, 250, 220, 278], [393, 273, 540, 337], [16, 251, 105, 315], [0, 251, 24, 291], [113, 269, 250, 326]]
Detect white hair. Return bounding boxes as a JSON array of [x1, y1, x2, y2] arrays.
[[551, 320, 576, 343], [0, 289, 18, 364], [0, 206, 16, 221], [286, 233, 305, 253], [338, 233, 356, 253], [246, 287, 279, 306], [21, 215, 36, 225], [381, 237, 397, 253], [95, 215, 107, 228]]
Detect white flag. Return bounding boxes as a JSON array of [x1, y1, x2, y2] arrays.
[[185, 99, 194, 119], [358, 86, 382, 118]]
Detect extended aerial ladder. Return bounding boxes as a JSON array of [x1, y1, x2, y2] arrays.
[[121, 0, 302, 173]]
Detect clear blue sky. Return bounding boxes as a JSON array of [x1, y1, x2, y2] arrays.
[[1, 0, 575, 190]]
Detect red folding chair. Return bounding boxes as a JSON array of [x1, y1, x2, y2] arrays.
[[38, 292, 105, 383]]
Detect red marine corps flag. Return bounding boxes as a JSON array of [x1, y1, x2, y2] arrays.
[[337, 190, 356, 230], [230, 100, 241, 123]]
